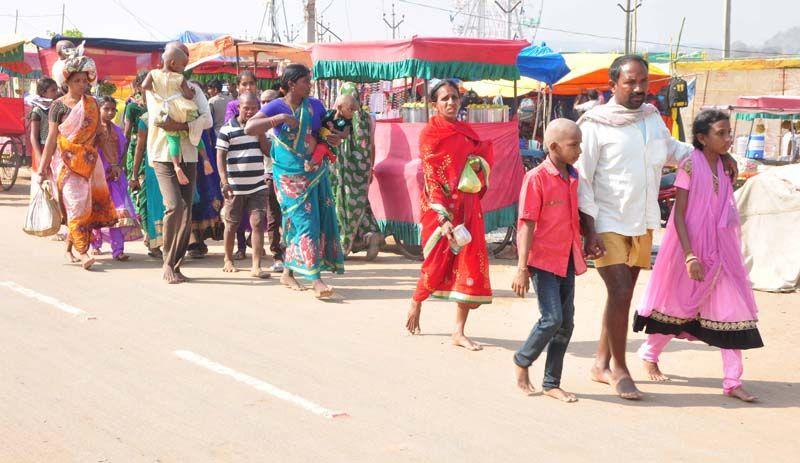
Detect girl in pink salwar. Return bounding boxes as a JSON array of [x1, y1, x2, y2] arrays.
[[633, 109, 763, 402]]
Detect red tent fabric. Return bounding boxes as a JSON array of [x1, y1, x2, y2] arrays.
[[38, 47, 160, 82], [0, 97, 25, 135]]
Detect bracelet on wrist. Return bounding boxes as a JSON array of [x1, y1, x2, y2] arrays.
[[685, 254, 698, 264]]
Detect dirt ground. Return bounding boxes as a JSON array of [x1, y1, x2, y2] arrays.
[[1, 176, 798, 462]]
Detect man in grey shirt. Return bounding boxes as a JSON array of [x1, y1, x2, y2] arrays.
[[207, 79, 231, 136]]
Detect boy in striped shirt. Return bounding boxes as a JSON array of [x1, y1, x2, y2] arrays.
[[217, 93, 271, 279]]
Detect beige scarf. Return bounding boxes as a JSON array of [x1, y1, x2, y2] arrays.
[[578, 96, 658, 127]]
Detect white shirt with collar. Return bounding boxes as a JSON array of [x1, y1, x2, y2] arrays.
[[576, 110, 693, 236], [146, 81, 213, 165]]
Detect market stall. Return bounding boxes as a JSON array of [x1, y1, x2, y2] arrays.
[[0, 37, 27, 190], [312, 36, 529, 254]]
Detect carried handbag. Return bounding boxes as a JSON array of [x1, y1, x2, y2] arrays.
[[457, 156, 484, 193], [23, 180, 62, 237]]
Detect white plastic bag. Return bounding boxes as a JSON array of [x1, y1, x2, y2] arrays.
[[23, 180, 62, 237]]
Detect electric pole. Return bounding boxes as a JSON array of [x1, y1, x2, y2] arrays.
[[60, 3, 65, 34], [618, 1, 642, 54], [305, 0, 316, 43], [723, 0, 732, 59], [14, 10, 19, 34], [494, 1, 521, 40], [383, 2, 405, 40]]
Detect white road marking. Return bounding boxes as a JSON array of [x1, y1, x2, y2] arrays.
[[173, 350, 347, 419], [0, 280, 87, 316]]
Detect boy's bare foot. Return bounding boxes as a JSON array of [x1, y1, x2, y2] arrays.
[[452, 333, 482, 351], [643, 360, 670, 381], [726, 387, 757, 402], [515, 364, 535, 395], [251, 268, 271, 279], [280, 272, 305, 291], [80, 254, 95, 270], [223, 259, 237, 273], [312, 280, 334, 299], [176, 167, 190, 185], [163, 267, 181, 284], [544, 388, 578, 403], [113, 253, 130, 262], [91, 248, 103, 256], [175, 269, 188, 282], [590, 364, 612, 384], [406, 301, 421, 335], [65, 251, 80, 263], [611, 373, 643, 400], [233, 249, 246, 260]]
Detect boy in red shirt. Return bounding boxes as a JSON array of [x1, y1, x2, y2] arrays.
[[512, 119, 588, 403]]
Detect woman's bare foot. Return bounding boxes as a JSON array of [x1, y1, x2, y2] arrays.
[[280, 271, 305, 291], [233, 249, 246, 261], [113, 253, 130, 262], [590, 364, 612, 384], [515, 364, 535, 395], [91, 248, 103, 256], [148, 248, 163, 259], [176, 167, 189, 185], [452, 333, 482, 351], [611, 373, 643, 400], [175, 269, 188, 282], [406, 301, 421, 335], [79, 254, 95, 270], [312, 280, 334, 299], [64, 251, 80, 263], [223, 259, 237, 273], [163, 266, 181, 284], [251, 267, 271, 279], [643, 360, 670, 381], [543, 388, 578, 403], [726, 387, 757, 403]]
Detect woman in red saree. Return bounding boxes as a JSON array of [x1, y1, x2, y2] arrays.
[[37, 54, 118, 270], [405, 80, 494, 351]]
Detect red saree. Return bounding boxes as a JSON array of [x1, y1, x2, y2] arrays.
[[412, 115, 494, 305]]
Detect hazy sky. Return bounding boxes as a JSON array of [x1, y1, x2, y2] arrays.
[[3, 0, 797, 57]]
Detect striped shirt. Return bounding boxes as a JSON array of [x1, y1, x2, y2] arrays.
[[216, 118, 267, 195]]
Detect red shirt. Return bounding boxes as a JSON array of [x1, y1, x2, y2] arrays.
[[518, 158, 587, 277]]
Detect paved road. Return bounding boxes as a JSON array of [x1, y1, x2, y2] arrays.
[[2, 178, 798, 462]]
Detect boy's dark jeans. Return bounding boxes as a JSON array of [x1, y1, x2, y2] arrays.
[[513, 258, 576, 390]]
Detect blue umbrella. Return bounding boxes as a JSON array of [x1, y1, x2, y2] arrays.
[[515, 42, 570, 86]]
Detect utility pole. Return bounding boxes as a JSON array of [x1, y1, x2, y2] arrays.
[[617, 1, 642, 54], [60, 3, 65, 34], [305, 0, 316, 43], [494, 1, 521, 40], [14, 10, 19, 34], [723, 0, 732, 59], [383, 2, 405, 40]]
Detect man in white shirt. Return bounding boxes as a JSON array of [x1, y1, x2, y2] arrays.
[[147, 41, 213, 284], [575, 55, 737, 400]]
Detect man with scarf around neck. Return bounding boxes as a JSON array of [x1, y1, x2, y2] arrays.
[[575, 55, 738, 400]]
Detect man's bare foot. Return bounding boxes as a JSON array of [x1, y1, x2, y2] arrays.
[[452, 333, 482, 351], [251, 268, 271, 279], [643, 360, 670, 382], [726, 387, 757, 403], [312, 280, 334, 299], [64, 251, 80, 263], [590, 364, 612, 384], [515, 364, 535, 395], [233, 249, 246, 260], [163, 267, 181, 284], [406, 301, 421, 335], [91, 248, 103, 256], [544, 388, 578, 403], [280, 272, 305, 291], [223, 259, 237, 273], [175, 269, 188, 282], [79, 254, 95, 270], [176, 167, 189, 185], [612, 374, 643, 400], [113, 253, 130, 262]]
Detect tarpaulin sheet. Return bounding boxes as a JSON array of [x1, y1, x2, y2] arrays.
[[516, 43, 570, 85], [35, 35, 168, 53], [38, 47, 160, 81], [368, 120, 523, 243], [0, 97, 25, 135]]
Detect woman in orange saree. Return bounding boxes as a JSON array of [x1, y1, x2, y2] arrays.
[[405, 80, 494, 351], [37, 54, 118, 270]]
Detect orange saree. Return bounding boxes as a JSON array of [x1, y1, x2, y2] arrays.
[[412, 115, 494, 305]]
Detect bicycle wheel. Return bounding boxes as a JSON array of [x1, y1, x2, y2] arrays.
[[0, 138, 22, 191]]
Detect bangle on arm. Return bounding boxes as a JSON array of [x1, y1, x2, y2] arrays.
[[685, 253, 698, 264]]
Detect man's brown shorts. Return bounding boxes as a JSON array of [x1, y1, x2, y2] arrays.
[[221, 190, 268, 226], [593, 230, 654, 269]]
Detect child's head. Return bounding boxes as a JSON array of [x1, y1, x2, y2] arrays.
[[163, 47, 189, 73], [100, 96, 118, 123], [132, 70, 147, 93], [36, 77, 58, 99], [237, 71, 258, 97], [55, 40, 75, 60], [692, 109, 732, 155], [335, 94, 358, 119], [237, 92, 261, 122], [260, 89, 279, 105], [543, 118, 582, 165]]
